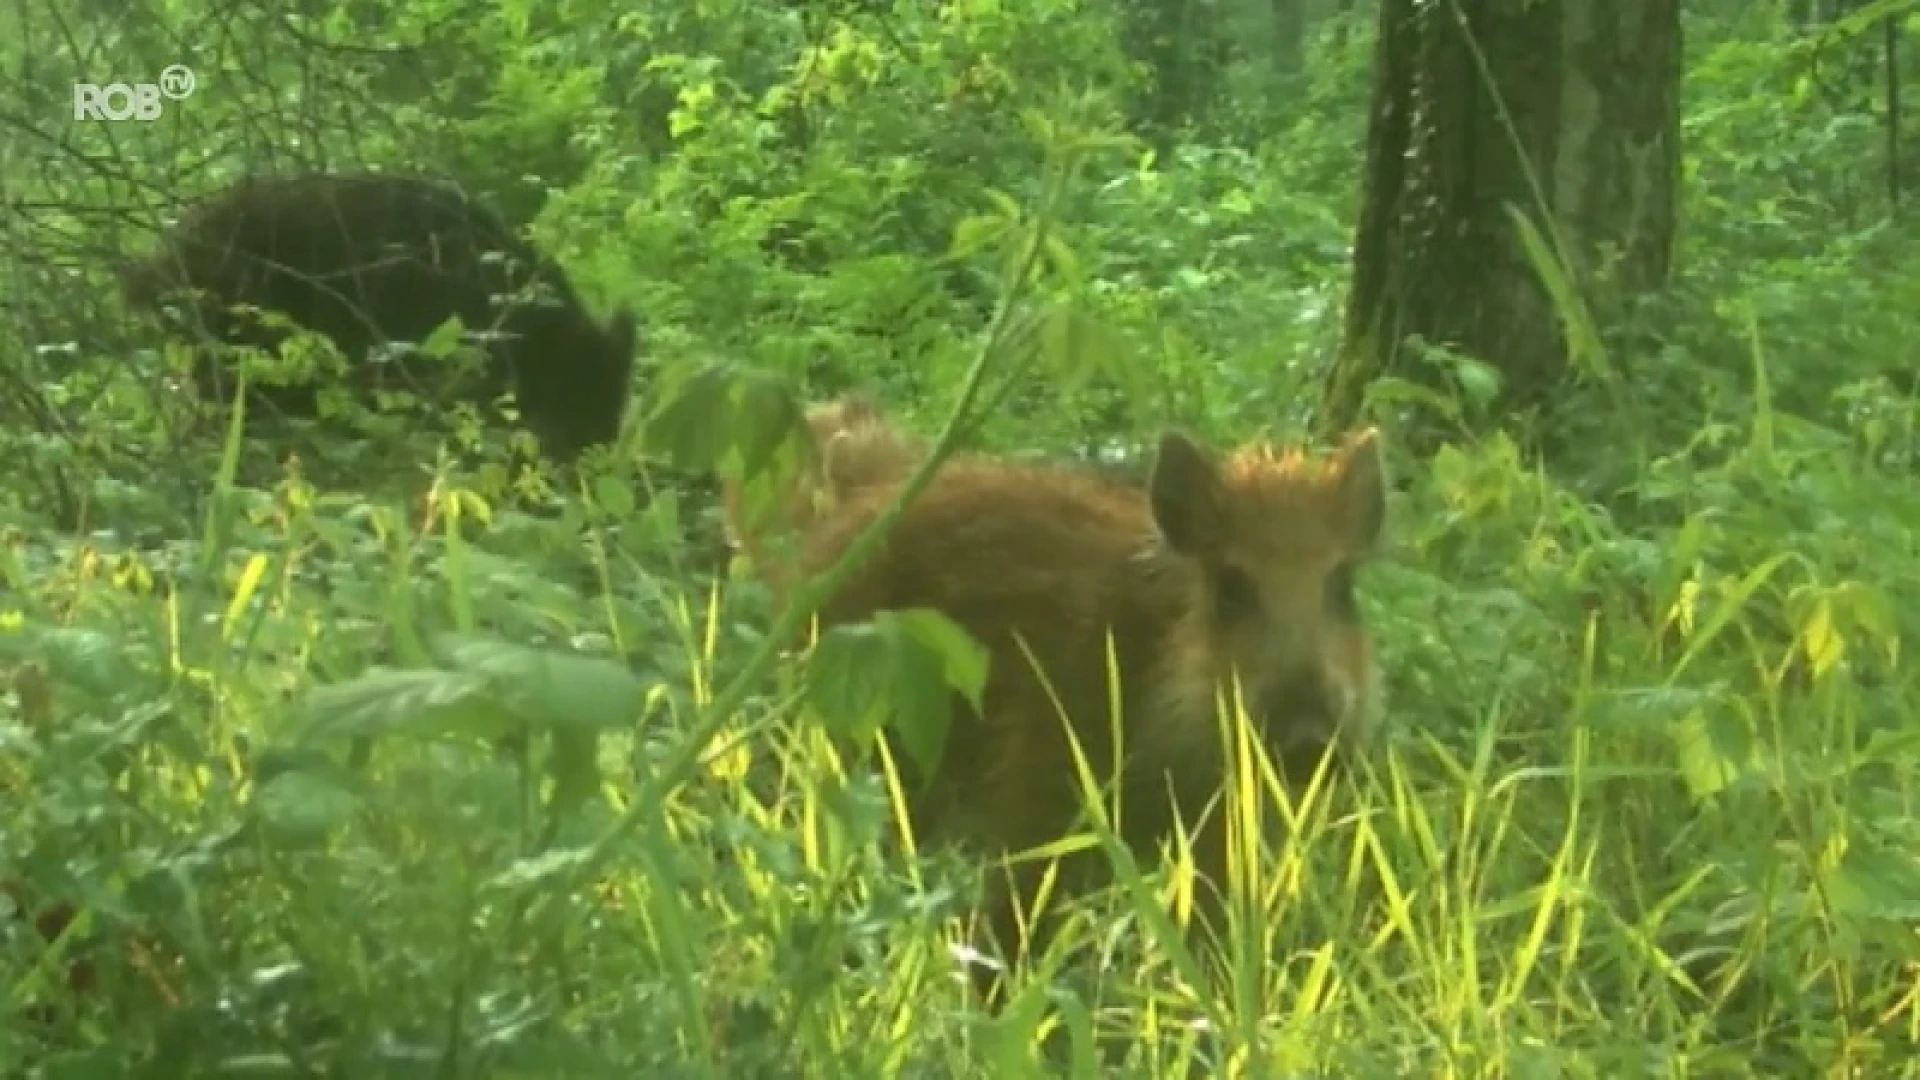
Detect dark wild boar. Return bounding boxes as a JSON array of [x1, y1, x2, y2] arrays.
[[121, 170, 638, 461]]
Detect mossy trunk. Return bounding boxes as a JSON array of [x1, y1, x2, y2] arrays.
[[1325, 0, 1682, 454]]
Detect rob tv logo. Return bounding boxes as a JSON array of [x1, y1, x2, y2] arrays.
[[73, 65, 196, 121]]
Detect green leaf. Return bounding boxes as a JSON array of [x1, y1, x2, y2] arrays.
[[297, 667, 512, 746], [981, 188, 1022, 220], [1827, 840, 1920, 922], [951, 213, 1008, 261], [430, 634, 647, 734], [805, 621, 897, 746], [1671, 703, 1749, 803], [1042, 233, 1081, 284], [254, 767, 362, 846], [546, 727, 605, 821], [638, 359, 807, 484], [1038, 301, 1124, 390], [727, 370, 809, 483], [591, 472, 637, 518], [486, 846, 595, 895], [3, 626, 144, 703], [419, 314, 469, 359], [638, 359, 742, 471], [803, 609, 986, 780], [1452, 355, 1504, 410], [893, 608, 990, 714], [887, 636, 955, 783]]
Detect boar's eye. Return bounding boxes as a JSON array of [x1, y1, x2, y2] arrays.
[[1213, 564, 1261, 625]]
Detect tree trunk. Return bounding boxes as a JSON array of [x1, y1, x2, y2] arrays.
[[1126, 0, 1232, 154], [1325, 0, 1682, 454], [1330, 0, 1360, 53], [1273, 0, 1307, 78]]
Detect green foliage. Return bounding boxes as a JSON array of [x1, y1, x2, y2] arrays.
[[2, 0, 1918, 1076], [805, 607, 989, 777]]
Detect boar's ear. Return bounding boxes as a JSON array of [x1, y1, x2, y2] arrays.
[[117, 256, 164, 308], [1332, 427, 1386, 553], [606, 305, 640, 363], [806, 395, 872, 461], [834, 391, 883, 427], [1149, 430, 1231, 558]]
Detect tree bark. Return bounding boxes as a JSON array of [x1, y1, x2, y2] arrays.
[[1126, 0, 1232, 154], [1273, 0, 1307, 78], [1325, 0, 1682, 453]]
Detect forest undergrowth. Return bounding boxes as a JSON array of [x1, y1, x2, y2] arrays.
[[3, 2, 1919, 1076]]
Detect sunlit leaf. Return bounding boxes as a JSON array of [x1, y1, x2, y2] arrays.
[[1672, 705, 1748, 803]]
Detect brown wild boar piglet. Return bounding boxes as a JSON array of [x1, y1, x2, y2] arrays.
[[721, 391, 925, 587], [784, 425, 1388, 999]]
